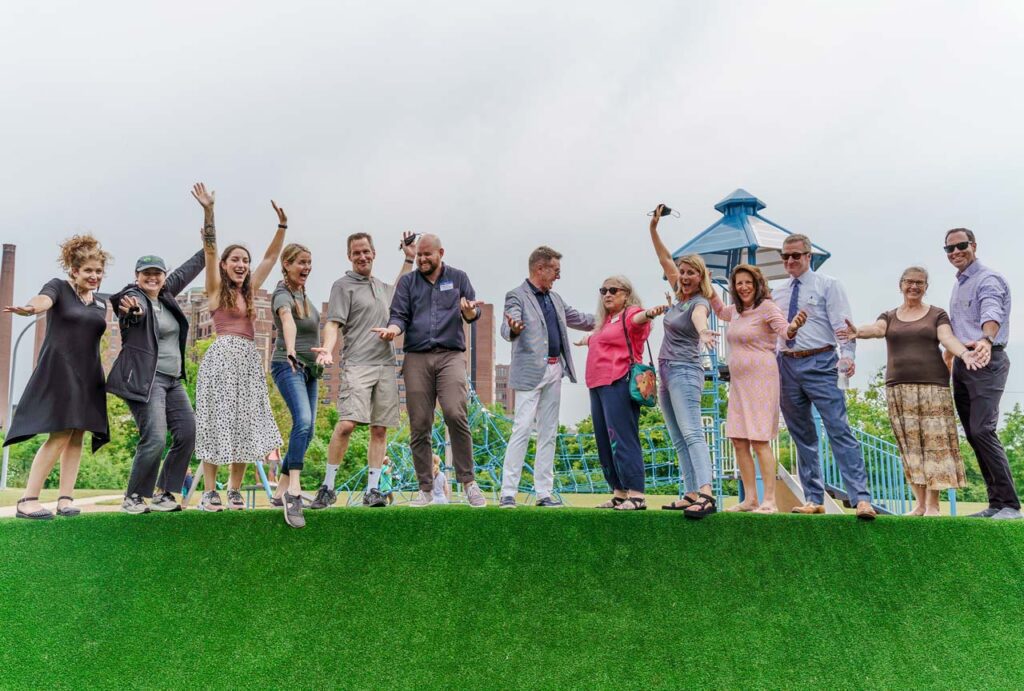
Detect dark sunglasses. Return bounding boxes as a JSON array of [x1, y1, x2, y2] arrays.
[[599, 286, 624, 296], [779, 252, 808, 261], [944, 241, 971, 254]]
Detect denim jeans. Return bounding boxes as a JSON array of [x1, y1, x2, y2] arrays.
[[658, 360, 713, 494], [126, 373, 196, 498], [589, 375, 645, 492], [271, 361, 319, 472]]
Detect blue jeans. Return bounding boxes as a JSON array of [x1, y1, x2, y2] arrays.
[[778, 350, 871, 505], [659, 361, 713, 494], [589, 375, 645, 492], [271, 361, 319, 472]]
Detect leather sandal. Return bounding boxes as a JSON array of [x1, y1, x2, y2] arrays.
[[56, 495, 81, 517], [595, 497, 625, 509], [684, 493, 717, 520], [16, 497, 54, 521], [662, 496, 697, 511], [614, 497, 647, 511]]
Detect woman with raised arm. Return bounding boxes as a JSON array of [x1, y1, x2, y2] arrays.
[[707, 264, 806, 514], [837, 266, 976, 516], [106, 184, 209, 515], [579, 276, 667, 511], [192, 186, 286, 512], [3, 235, 112, 519], [268, 242, 325, 528], [647, 205, 719, 519]]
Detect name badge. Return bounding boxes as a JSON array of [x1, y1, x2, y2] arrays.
[[439, 280, 454, 292]]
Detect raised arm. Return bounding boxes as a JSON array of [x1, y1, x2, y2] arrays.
[[708, 291, 735, 323], [165, 249, 206, 297], [251, 201, 287, 290], [649, 204, 680, 288], [395, 232, 417, 286], [192, 182, 220, 310]]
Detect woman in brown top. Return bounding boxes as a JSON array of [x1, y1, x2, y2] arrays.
[[839, 266, 981, 516]]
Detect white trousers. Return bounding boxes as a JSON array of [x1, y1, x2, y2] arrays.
[[500, 362, 563, 499]]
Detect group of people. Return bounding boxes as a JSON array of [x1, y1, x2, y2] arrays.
[[2, 191, 1017, 525]]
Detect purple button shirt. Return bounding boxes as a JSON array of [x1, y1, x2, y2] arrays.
[[949, 260, 1011, 346]]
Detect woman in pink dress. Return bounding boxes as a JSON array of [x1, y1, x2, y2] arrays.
[[711, 265, 805, 513]]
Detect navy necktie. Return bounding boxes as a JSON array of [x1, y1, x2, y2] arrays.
[[786, 278, 800, 348]]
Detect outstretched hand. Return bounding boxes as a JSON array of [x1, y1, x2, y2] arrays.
[[836, 318, 858, 343], [119, 295, 142, 317], [371, 326, 398, 342], [191, 182, 215, 209], [505, 313, 525, 336], [272, 200, 287, 226], [646, 304, 669, 319], [699, 328, 719, 351], [311, 346, 333, 367], [460, 298, 482, 320], [3, 305, 37, 316], [574, 334, 591, 347], [399, 232, 418, 259]]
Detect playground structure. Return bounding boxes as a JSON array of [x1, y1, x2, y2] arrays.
[[245, 189, 953, 515]]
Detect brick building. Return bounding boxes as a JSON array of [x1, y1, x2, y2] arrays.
[[494, 363, 515, 413]]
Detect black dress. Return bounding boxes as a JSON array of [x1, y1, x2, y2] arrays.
[[3, 278, 109, 452]]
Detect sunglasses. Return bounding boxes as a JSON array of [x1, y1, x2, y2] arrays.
[[944, 241, 971, 254], [779, 252, 808, 261], [599, 286, 624, 296]]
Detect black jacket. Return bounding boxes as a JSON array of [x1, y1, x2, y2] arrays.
[[106, 250, 206, 403]]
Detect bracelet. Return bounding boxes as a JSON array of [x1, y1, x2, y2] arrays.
[[404, 259, 414, 264], [644, 310, 653, 319], [278, 224, 287, 229]]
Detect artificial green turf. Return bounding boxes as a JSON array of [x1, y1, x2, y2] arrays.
[[1, 509, 1024, 690]]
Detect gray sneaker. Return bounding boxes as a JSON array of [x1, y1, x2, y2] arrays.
[[465, 482, 487, 508], [410, 490, 433, 507], [968, 507, 1001, 518], [150, 491, 181, 512], [121, 494, 150, 515], [283, 492, 305, 528], [199, 491, 224, 512], [310, 485, 337, 510], [363, 488, 387, 507], [499, 495, 517, 509], [536, 495, 564, 508], [226, 489, 245, 510], [991, 507, 1023, 520]]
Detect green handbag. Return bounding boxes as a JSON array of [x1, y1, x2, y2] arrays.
[[622, 316, 657, 407]]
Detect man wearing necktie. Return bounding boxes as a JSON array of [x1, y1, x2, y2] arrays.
[[772, 234, 876, 520]]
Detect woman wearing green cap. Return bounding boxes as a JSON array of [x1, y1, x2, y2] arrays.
[[107, 184, 208, 514]]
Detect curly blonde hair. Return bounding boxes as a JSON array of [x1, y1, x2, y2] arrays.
[[58, 234, 111, 274]]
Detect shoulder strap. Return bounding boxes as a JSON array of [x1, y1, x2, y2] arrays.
[[621, 311, 637, 364]]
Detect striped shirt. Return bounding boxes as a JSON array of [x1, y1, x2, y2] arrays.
[[949, 260, 1011, 346]]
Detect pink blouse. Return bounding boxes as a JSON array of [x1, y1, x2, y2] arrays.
[[585, 306, 652, 389]]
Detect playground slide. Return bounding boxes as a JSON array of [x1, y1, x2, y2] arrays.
[[773, 462, 845, 514]]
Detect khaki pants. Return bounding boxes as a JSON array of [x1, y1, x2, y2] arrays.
[[403, 349, 475, 491]]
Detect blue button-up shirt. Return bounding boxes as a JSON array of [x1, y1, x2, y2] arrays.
[[949, 260, 1011, 346], [771, 268, 856, 359], [527, 280, 562, 359], [388, 264, 478, 352]]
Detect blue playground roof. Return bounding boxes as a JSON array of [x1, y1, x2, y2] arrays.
[[672, 188, 830, 283]]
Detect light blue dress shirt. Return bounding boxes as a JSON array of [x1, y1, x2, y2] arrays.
[[771, 269, 856, 360]]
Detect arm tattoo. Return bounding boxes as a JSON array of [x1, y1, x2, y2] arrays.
[[203, 224, 216, 249]]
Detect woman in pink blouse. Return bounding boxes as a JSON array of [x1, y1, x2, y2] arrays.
[[711, 265, 805, 513], [580, 276, 666, 510]]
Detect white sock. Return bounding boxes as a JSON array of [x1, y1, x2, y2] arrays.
[[367, 467, 382, 492], [323, 464, 339, 488]]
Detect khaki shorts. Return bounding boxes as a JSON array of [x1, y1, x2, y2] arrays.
[[338, 364, 401, 428]]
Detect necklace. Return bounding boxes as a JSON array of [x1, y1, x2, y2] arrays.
[[67, 279, 92, 305]]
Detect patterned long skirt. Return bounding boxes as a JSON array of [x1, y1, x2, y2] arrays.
[[195, 336, 283, 465], [886, 383, 966, 490]]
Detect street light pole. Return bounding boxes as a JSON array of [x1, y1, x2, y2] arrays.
[[1, 316, 42, 489]]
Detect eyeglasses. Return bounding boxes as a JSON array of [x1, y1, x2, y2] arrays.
[[944, 241, 971, 254], [901, 279, 927, 287], [599, 286, 623, 296], [779, 252, 808, 261]]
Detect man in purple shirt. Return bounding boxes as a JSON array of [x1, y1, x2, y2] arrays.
[[945, 228, 1020, 520], [374, 234, 487, 508]]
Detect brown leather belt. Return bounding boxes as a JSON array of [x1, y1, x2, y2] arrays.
[[781, 345, 835, 359]]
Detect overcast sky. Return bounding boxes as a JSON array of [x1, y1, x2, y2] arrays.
[[4, 0, 1023, 424]]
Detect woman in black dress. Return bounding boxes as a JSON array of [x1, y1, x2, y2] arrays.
[[3, 235, 112, 520]]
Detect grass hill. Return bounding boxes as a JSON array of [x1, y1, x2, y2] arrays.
[[1, 508, 1023, 689]]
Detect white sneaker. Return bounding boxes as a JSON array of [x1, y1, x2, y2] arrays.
[[465, 482, 487, 508], [410, 490, 433, 507]]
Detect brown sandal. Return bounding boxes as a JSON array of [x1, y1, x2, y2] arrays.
[[614, 497, 647, 511], [16, 497, 54, 521], [662, 495, 697, 511], [595, 497, 625, 509]]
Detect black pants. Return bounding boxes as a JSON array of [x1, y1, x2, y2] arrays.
[[126, 373, 197, 498], [590, 375, 645, 493], [953, 350, 1019, 510]]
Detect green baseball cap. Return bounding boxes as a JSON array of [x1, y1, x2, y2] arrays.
[[135, 255, 167, 273]]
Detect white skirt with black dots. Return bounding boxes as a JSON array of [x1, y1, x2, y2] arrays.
[[195, 335, 283, 465]]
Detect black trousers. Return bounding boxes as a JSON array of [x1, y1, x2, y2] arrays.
[[953, 350, 1019, 510], [126, 373, 196, 498]]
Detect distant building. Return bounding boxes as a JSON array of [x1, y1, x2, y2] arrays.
[[494, 363, 515, 413]]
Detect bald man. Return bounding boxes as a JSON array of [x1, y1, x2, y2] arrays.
[[374, 234, 487, 507]]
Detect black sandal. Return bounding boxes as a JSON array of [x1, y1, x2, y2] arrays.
[[596, 497, 626, 509], [683, 493, 717, 520], [16, 497, 54, 521], [56, 496, 81, 517], [614, 497, 647, 511], [662, 495, 698, 511]]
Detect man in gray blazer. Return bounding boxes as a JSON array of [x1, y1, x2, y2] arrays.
[[499, 246, 595, 508]]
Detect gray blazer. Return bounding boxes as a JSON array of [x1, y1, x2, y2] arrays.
[[500, 280, 595, 390]]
